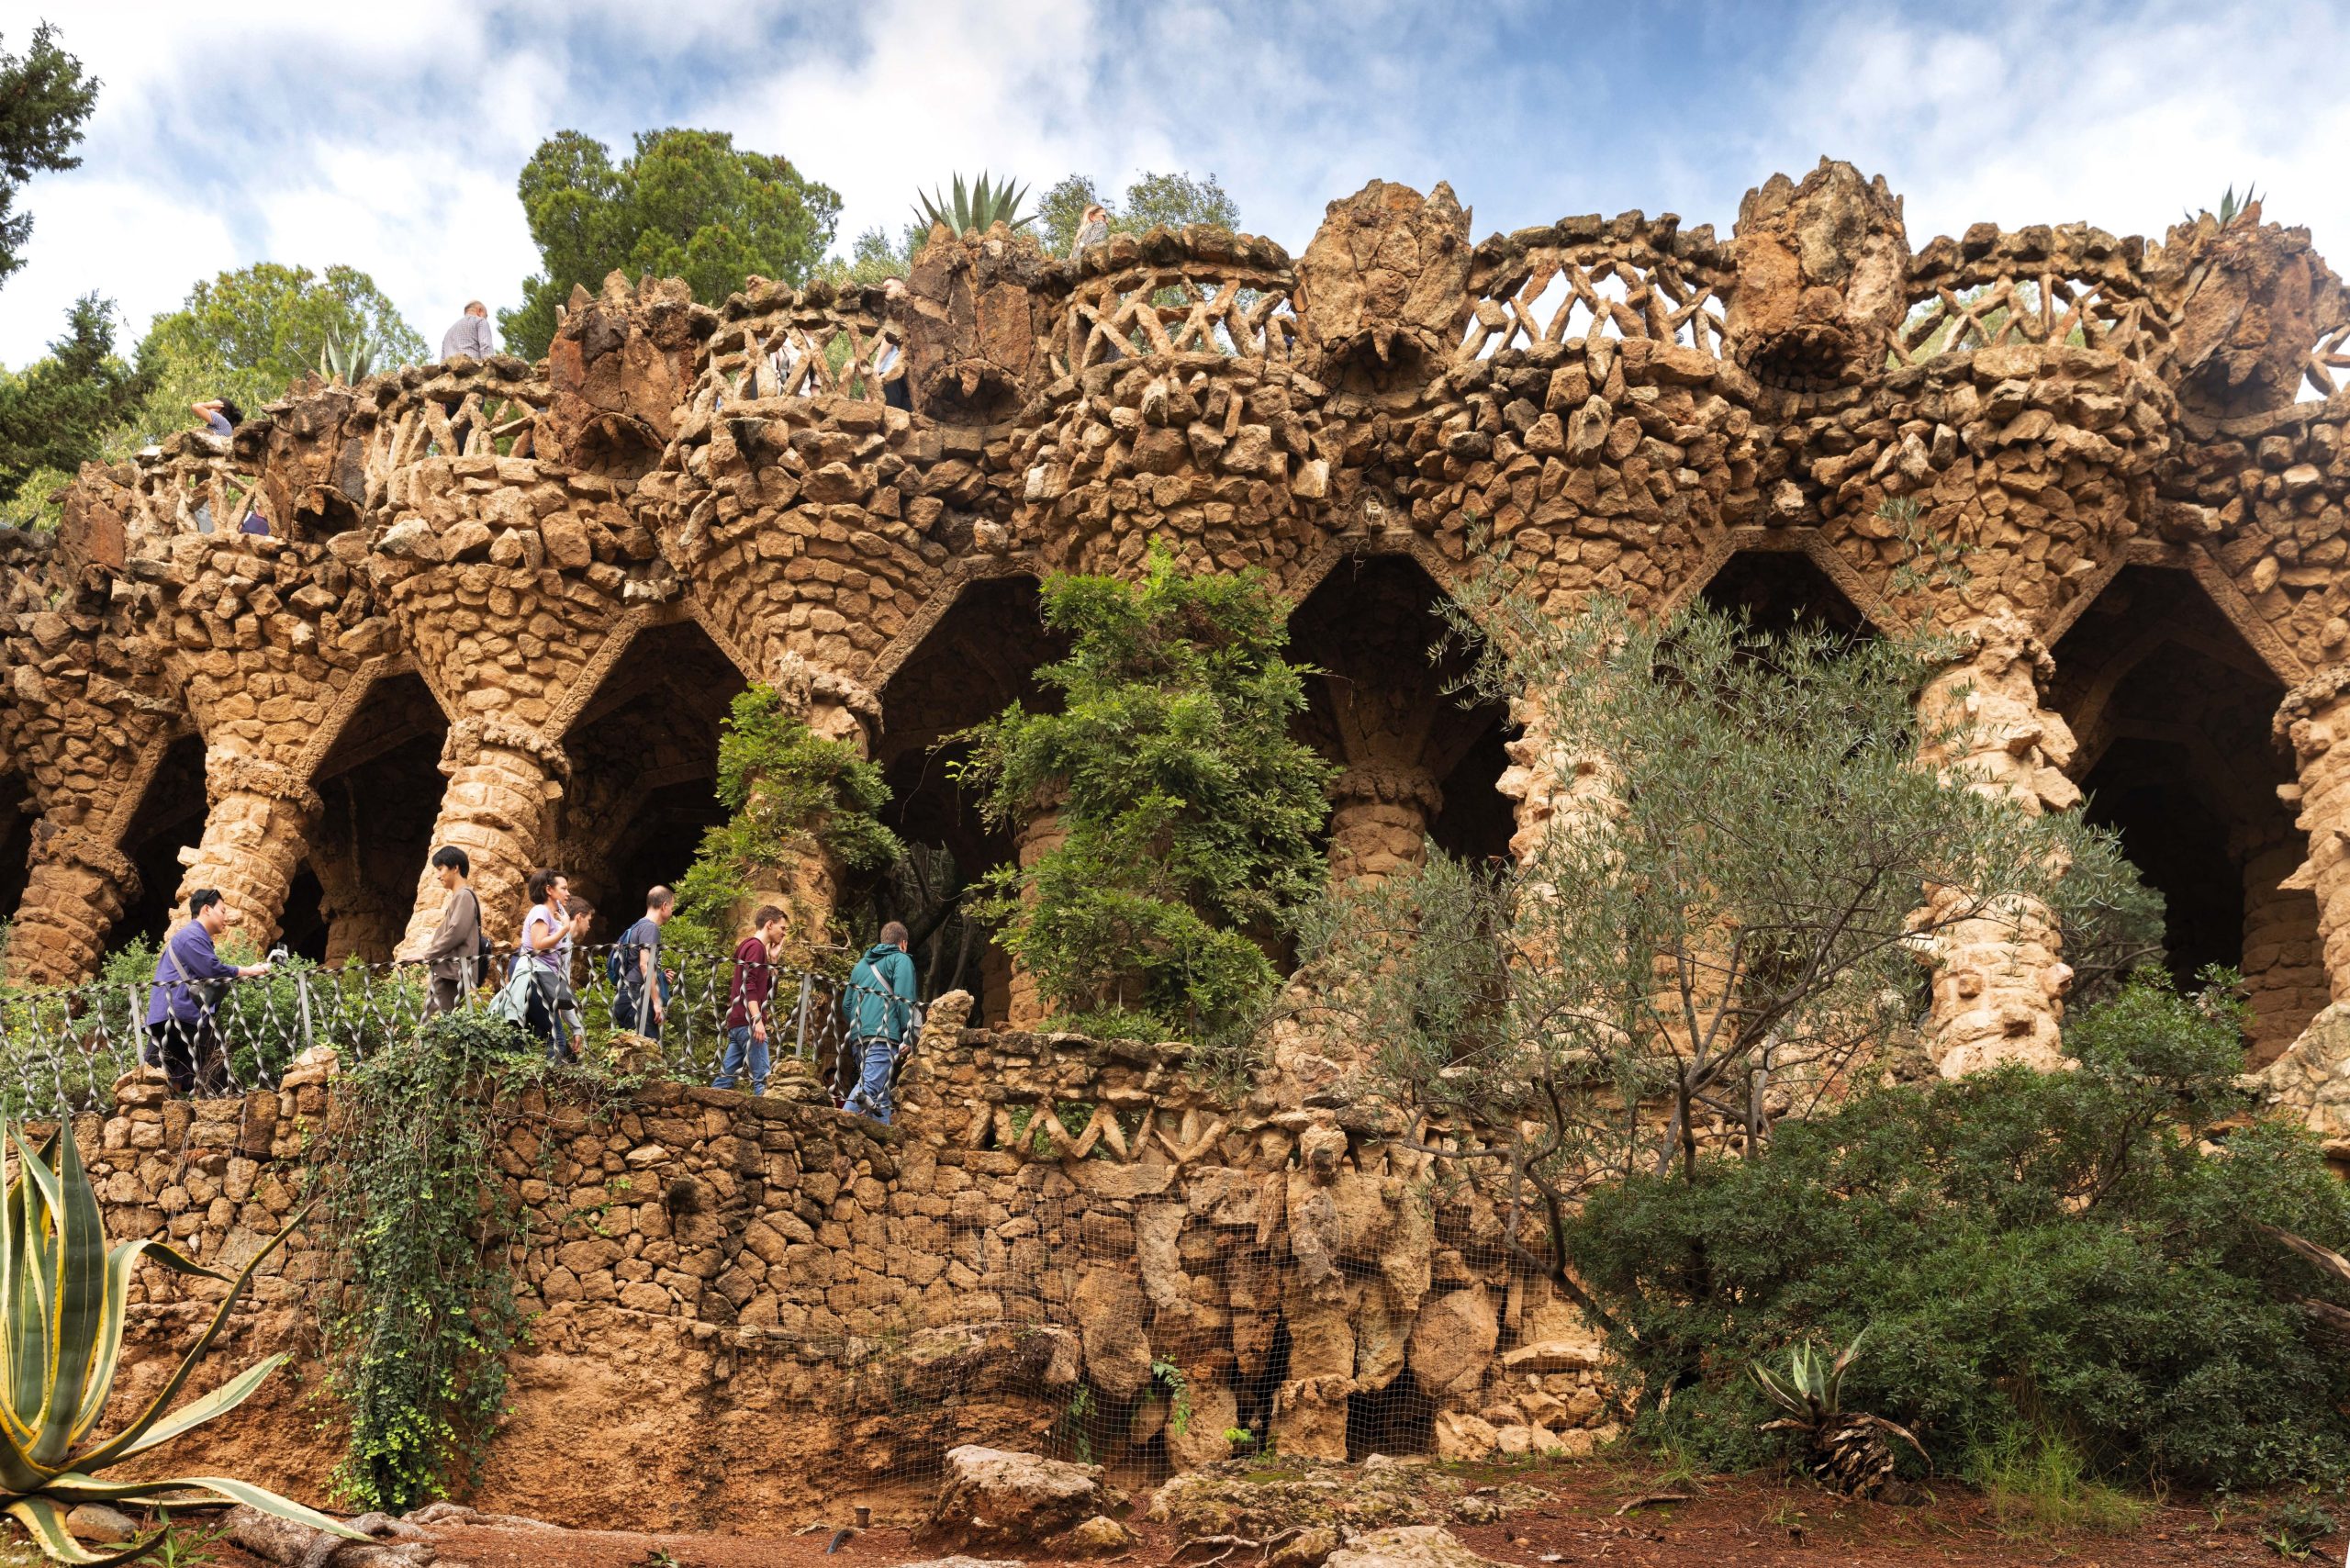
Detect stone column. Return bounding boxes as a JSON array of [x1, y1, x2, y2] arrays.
[[396, 720, 569, 954], [1326, 766, 1441, 889], [319, 895, 402, 969], [3, 823, 139, 986], [2251, 669, 2350, 1133], [1003, 800, 1067, 1030], [173, 754, 323, 953], [760, 656, 878, 954], [2275, 669, 2350, 1003], [1910, 614, 2082, 1077]]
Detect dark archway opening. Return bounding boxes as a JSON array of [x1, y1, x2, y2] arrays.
[[2051, 567, 2315, 1063], [561, 620, 746, 938], [0, 773, 33, 928], [1697, 548, 1873, 641], [308, 673, 453, 967], [1289, 554, 1516, 874], [115, 734, 208, 946], [276, 867, 329, 963], [871, 576, 1068, 1023]]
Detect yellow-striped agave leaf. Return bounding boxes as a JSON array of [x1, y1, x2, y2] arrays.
[[0, 1126, 364, 1562]]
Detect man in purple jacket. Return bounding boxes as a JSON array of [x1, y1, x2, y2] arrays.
[[144, 889, 271, 1095]]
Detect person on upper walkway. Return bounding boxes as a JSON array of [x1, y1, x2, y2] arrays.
[[440, 301, 495, 363], [190, 398, 242, 439]]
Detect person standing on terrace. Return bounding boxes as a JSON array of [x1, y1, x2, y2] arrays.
[[1072, 203, 1110, 253], [439, 300, 494, 363], [190, 398, 242, 439]]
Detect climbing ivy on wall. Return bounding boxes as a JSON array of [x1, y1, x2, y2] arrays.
[[668, 685, 901, 958], [958, 544, 1333, 1039], [313, 1012, 554, 1512]]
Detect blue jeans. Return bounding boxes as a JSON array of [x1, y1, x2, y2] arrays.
[[713, 1025, 769, 1092], [842, 1036, 895, 1125]]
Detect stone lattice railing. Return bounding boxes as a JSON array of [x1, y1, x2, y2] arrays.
[[1897, 223, 2174, 369], [364, 360, 555, 511], [1457, 213, 1733, 364], [695, 279, 907, 409], [1044, 228, 1304, 379]]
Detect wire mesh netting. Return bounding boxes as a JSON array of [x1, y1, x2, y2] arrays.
[[0, 940, 903, 1120]]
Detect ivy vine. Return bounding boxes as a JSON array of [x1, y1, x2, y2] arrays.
[[311, 1010, 637, 1512]]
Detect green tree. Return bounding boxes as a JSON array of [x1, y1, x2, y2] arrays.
[[1038, 170, 1241, 254], [0, 293, 148, 512], [502, 128, 842, 360], [136, 262, 426, 413], [1292, 579, 2156, 1301], [0, 22, 99, 290], [959, 546, 1333, 1039], [814, 222, 924, 287]]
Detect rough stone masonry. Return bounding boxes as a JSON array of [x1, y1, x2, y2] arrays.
[[10, 158, 2350, 1519]]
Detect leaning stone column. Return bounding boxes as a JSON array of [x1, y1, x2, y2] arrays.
[[1003, 797, 1068, 1030], [1910, 614, 2082, 1077], [3, 823, 140, 986], [1326, 766, 1441, 889], [2249, 670, 2350, 1133], [396, 720, 569, 954], [756, 655, 880, 953], [172, 754, 323, 953]]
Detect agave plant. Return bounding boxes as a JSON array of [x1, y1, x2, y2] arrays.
[[2185, 183, 2261, 229], [0, 1123, 364, 1563], [912, 172, 1035, 238], [1753, 1329, 1929, 1498], [315, 330, 375, 386]]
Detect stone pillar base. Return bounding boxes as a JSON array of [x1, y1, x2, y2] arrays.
[[3, 824, 138, 986], [397, 721, 568, 954], [173, 755, 323, 954]]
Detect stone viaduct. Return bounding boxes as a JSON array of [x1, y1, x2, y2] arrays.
[[6, 160, 2350, 1106]]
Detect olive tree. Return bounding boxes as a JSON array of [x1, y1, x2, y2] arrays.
[[1284, 574, 2156, 1320]]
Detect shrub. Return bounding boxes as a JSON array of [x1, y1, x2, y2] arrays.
[[957, 545, 1332, 1039], [668, 684, 899, 958], [1564, 971, 2350, 1491]]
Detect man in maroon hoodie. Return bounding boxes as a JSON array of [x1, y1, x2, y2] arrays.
[[712, 904, 787, 1094]]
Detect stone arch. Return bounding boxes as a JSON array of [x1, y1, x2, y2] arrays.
[[1662, 529, 1902, 636], [297, 672, 453, 966], [111, 733, 209, 947], [1287, 553, 1516, 882], [555, 617, 747, 931], [871, 573, 1069, 1024], [2048, 564, 2320, 1062], [0, 769, 32, 929]]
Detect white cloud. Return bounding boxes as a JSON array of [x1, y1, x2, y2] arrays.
[[0, 0, 2341, 374], [1759, 0, 2350, 262]]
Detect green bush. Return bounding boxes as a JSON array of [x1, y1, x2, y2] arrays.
[[1564, 971, 2350, 1491], [668, 684, 900, 959], [958, 545, 1332, 1039]]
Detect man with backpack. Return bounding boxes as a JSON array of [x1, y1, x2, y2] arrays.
[[840, 921, 918, 1125], [713, 904, 787, 1094], [410, 846, 483, 1014], [611, 886, 675, 1037]]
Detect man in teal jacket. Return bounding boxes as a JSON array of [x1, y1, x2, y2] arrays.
[[840, 921, 917, 1124]]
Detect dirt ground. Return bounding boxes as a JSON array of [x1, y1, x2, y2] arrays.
[[167, 1460, 2346, 1568]]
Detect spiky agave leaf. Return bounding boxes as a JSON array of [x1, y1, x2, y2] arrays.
[[912, 170, 1035, 237], [0, 1125, 364, 1562]]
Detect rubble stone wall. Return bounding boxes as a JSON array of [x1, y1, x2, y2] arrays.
[[76, 1013, 1603, 1529]]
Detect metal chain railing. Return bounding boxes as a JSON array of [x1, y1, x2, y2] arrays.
[[0, 941, 919, 1121]]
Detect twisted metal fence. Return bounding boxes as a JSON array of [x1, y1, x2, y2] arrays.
[[0, 940, 910, 1121]]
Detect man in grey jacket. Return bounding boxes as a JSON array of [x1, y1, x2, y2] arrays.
[[439, 301, 494, 362], [410, 845, 482, 1014]]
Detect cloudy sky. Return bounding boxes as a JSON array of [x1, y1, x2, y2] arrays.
[[1, 0, 2344, 367]]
